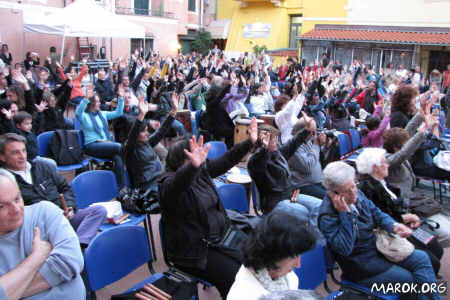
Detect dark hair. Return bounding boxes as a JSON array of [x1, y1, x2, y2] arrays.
[[0, 133, 26, 154], [49, 46, 56, 53], [383, 128, 410, 153], [242, 211, 316, 272], [274, 94, 290, 113], [391, 85, 417, 114], [13, 111, 32, 125], [166, 134, 192, 171], [366, 116, 381, 131]]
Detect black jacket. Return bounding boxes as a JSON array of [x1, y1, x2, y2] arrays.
[[95, 78, 115, 103], [202, 84, 234, 139], [358, 174, 407, 222], [158, 139, 252, 269], [390, 111, 411, 129], [124, 115, 174, 190], [11, 160, 76, 209], [15, 128, 39, 161], [36, 108, 67, 134], [248, 130, 310, 213]]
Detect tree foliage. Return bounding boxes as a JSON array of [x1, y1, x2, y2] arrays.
[[252, 44, 268, 56], [191, 30, 213, 55]]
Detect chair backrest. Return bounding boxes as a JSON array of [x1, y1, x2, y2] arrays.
[[337, 133, 351, 157], [217, 184, 249, 213], [71, 170, 119, 209], [37, 131, 54, 157], [349, 129, 361, 150], [205, 141, 227, 160], [84, 226, 152, 291], [294, 244, 327, 290]]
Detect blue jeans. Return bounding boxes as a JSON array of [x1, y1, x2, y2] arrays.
[[358, 250, 441, 300], [84, 141, 126, 188], [70, 206, 107, 244], [160, 115, 186, 136], [273, 194, 325, 244]]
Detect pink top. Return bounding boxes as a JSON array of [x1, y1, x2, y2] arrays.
[[361, 106, 390, 148]]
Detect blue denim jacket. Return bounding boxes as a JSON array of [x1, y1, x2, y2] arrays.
[[318, 190, 397, 281]]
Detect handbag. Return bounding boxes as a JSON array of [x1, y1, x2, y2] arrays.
[[117, 186, 161, 215], [331, 285, 383, 300], [409, 195, 442, 218], [374, 229, 414, 262]]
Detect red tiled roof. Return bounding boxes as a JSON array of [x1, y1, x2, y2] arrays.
[[300, 28, 450, 46]]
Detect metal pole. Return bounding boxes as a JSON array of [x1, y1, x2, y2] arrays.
[[60, 30, 66, 64]]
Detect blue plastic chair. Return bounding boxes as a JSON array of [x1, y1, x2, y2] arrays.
[[76, 130, 110, 166], [336, 133, 351, 157], [293, 245, 340, 299], [71, 170, 146, 230], [217, 184, 249, 213], [349, 129, 361, 150], [205, 141, 227, 160], [84, 226, 163, 298], [37, 130, 90, 172]]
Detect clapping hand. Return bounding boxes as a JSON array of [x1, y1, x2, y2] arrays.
[[184, 135, 210, 168]]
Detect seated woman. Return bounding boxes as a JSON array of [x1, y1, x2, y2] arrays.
[[287, 119, 327, 199], [360, 103, 390, 148], [319, 161, 440, 300], [227, 211, 317, 300], [158, 118, 258, 299], [274, 84, 304, 144], [248, 115, 323, 241], [383, 126, 450, 248], [75, 87, 126, 188], [124, 95, 176, 191], [356, 148, 443, 275]]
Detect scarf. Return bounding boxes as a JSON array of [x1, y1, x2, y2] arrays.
[[88, 111, 111, 140], [252, 268, 290, 293]]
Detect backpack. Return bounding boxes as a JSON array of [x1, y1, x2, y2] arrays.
[[49, 130, 83, 166]]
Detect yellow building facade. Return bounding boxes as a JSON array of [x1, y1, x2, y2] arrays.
[[218, 0, 348, 55]]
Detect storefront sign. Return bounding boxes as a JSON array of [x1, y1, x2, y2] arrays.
[[243, 23, 271, 38]]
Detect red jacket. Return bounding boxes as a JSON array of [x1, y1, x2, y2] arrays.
[[58, 64, 87, 99]]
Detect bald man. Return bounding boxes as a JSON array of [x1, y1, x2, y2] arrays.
[[0, 170, 85, 300]]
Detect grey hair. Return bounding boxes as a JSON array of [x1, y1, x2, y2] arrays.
[[0, 133, 26, 154], [258, 290, 325, 300], [322, 161, 355, 192], [356, 147, 386, 175], [211, 75, 224, 87]]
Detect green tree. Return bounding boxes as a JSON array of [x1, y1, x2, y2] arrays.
[[252, 44, 268, 56], [191, 30, 213, 55]]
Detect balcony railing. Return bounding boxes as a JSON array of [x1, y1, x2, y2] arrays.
[[115, 6, 175, 18]]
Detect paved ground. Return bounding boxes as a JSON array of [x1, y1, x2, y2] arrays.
[[84, 176, 450, 300]]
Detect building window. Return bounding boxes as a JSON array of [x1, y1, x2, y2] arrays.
[[289, 15, 302, 48], [134, 0, 149, 15], [130, 38, 154, 55], [188, 0, 196, 12]]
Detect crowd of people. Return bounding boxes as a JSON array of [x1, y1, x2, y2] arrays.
[[0, 42, 449, 300]]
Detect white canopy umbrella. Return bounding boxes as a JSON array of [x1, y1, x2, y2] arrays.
[[23, 0, 145, 62]]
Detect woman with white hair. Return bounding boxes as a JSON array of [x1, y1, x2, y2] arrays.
[[318, 161, 440, 300], [356, 148, 443, 276]]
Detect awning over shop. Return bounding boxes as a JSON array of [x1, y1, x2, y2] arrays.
[[299, 25, 450, 47], [207, 19, 231, 39]]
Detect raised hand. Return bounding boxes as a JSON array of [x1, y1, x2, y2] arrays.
[[248, 117, 258, 144], [35, 102, 48, 112], [1, 108, 12, 119], [138, 95, 149, 120], [258, 130, 270, 149], [117, 86, 125, 98], [184, 135, 210, 168], [170, 92, 178, 117]]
